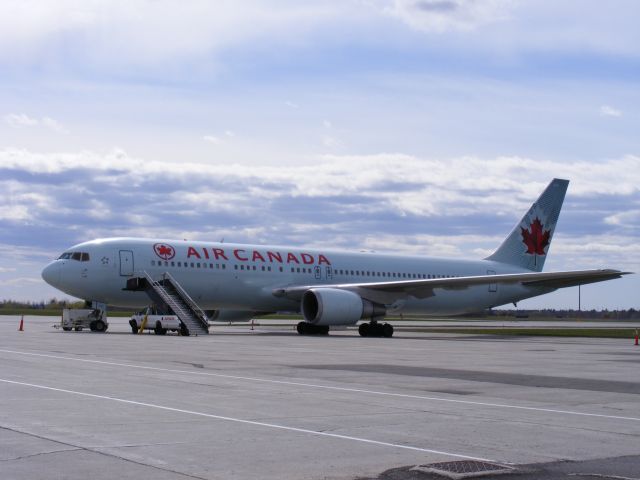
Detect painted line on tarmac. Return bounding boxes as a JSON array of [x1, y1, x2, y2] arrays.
[[2, 348, 639, 423], [0, 377, 494, 462]]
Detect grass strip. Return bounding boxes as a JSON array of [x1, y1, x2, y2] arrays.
[[401, 327, 638, 339]]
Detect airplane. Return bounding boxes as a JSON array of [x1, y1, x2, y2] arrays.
[[41, 178, 629, 337]]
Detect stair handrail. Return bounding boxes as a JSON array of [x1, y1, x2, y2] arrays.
[[160, 271, 209, 329], [141, 271, 183, 315]]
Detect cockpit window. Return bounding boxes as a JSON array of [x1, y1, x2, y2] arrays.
[[58, 251, 91, 261]]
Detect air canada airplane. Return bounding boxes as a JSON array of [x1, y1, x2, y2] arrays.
[[42, 179, 628, 337]]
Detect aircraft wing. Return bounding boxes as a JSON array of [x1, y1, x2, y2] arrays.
[[273, 269, 630, 304]]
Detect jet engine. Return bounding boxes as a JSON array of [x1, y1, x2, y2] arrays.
[[301, 288, 386, 326]]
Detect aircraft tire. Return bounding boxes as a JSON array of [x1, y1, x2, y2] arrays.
[[382, 323, 394, 338], [358, 322, 370, 337], [154, 322, 166, 335], [297, 322, 328, 335]]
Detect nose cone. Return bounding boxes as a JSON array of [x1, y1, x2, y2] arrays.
[[41, 262, 61, 287]]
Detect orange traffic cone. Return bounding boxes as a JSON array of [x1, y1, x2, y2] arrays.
[[18, 315, 24, 332]]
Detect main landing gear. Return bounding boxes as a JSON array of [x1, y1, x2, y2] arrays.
[[296, 322, 330, 335], [358, 321, 393, 338]]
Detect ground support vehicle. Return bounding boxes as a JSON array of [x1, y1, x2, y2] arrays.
[[61, 309, 108, 332], [129, 307, 183, 335]]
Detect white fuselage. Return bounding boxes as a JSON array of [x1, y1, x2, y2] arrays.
[[42, 237, 550, 315]]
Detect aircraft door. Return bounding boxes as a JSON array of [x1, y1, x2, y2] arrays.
[[119, 250, 134, 276], [314, 266, 321, 280], [325, 266, 333, 280], [487, 269, 497, 292]]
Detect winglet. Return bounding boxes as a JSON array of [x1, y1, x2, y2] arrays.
[[486, 178, 569, 272]]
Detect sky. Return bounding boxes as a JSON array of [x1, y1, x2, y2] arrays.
[[0, 0, 638, 310]]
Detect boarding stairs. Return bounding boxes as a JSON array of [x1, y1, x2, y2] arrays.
[[125, 271, 209, 336]]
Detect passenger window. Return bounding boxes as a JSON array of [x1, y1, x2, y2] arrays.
[[268, 266, 272, 271], [151, 260, 156, 266], [171, 261, 175, 267]]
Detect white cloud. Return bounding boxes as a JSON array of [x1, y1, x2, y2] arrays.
[[41, 116, 69, 134], [0, 277, 42, 286], [285, 101, 300, 109], [604, 210, 640, 227], [204, 131, 234, 144], [321, 135, 342, 148], [4, 113, 39, 127], [382, 0, 515, 33], [3, 113, 68, 133], [600, 105, 622, 117], [0, 1, 348, 67], [1, 148, 637, 230]]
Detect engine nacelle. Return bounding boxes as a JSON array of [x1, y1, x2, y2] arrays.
[[208, 310, 257, 322], [301, 288, 386, 326]]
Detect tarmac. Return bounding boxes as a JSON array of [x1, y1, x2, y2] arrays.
[[1, 315, 639, 480]]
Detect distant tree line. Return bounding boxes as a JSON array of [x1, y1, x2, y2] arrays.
[[488, 308, 640, 320], [0, 299, 131, 312]]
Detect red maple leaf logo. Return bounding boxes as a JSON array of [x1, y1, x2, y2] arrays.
[[154, 243, 175, 260], [521, 217, 550, 255]]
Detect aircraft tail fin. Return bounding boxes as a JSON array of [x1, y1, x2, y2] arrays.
[[485, 178, 569, 272]]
